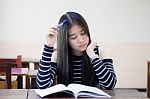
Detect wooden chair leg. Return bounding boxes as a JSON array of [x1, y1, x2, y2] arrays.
[[26, 75, 30, 89]]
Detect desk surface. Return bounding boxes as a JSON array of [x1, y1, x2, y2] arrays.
[[0, 89, 27, 99], [0, 89, 148, 99], [27, 89, 148, 99]]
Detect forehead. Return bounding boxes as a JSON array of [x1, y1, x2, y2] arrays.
[[69, 24, 83, 35]]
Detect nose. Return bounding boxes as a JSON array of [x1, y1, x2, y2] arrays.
[[78, 35, 84, 43]]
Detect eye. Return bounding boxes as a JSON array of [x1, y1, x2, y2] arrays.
[[81, 32, 85, 35], [70, 35, 77, 39], [80, 30, 86, 35]]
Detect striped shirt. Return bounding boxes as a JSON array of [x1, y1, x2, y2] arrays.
[[36, 44, 117, 89], [72, 55, 82, 84]]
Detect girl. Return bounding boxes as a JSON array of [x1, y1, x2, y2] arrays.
[[36, 12, 117, 89]]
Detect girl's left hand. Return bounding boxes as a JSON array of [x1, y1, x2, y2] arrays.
[[86, 41, 98, 58]]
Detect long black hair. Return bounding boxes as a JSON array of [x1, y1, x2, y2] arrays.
[[56, 12, 98, 86]]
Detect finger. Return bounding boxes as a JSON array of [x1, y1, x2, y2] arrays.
[[50, 27, 58, 33], [51, 27, 58, 31], [48, 28, 58, 36], [92, 41, 98, 47], [51, 26, 59, 31], [89, 41, 96, 48]]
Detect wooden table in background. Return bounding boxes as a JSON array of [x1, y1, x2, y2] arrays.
[[26, 70, 38, 89], [11, 68, 28, 75], [11, 68, 28, 89]]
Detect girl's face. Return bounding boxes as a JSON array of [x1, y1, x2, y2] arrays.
[[68, 24, 89, 55]]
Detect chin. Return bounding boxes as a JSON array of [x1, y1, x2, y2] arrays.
[[79, 48, 86, 52]]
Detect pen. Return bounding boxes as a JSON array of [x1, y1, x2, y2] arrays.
[[58, 19, 68, 27]]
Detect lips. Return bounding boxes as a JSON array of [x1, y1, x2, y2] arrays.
[[79, 44, 86, 48]]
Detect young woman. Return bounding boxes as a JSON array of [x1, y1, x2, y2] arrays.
[[36, 12, 117, 89]]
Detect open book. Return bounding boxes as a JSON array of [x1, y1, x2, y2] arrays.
[[35, 84, 111, 98]]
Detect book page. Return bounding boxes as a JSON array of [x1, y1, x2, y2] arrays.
[[35, 84, 69, 97], [67, 84, 111, 97]]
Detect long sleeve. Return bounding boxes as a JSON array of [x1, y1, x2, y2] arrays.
[[91, 57, 117, 89], [36, 44, 57, 89]]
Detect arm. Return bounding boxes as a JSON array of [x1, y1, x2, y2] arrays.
[[36, 44, 57, 89], [91, 57, 117, 89], [86, 41, 117, 89], [36, 26, 58, 89]]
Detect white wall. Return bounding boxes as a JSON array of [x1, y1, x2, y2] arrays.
[[0, 0, 150, 88]]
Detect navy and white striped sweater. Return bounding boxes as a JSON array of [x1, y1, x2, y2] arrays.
[[36, 44, 117, 89]]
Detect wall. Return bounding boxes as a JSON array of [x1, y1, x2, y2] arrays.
[[0, 0, 150, 88]]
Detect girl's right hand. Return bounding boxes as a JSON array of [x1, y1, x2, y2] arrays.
[[46, 26, 58, 47]]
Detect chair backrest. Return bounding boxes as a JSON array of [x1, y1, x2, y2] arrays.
[[0, 62, 12, 89], [0, 55, 22, 68]]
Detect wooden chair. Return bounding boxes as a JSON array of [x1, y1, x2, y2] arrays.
[[24, 59, 39, 89], [0, 55, 22, 88], [0, 55, 22, 68], [0, 62, 12, 89]]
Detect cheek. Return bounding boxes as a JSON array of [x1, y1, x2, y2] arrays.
[[69, 39, 76, 48], [87, 37, 89, 42], [85, 36, 90, 43]]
